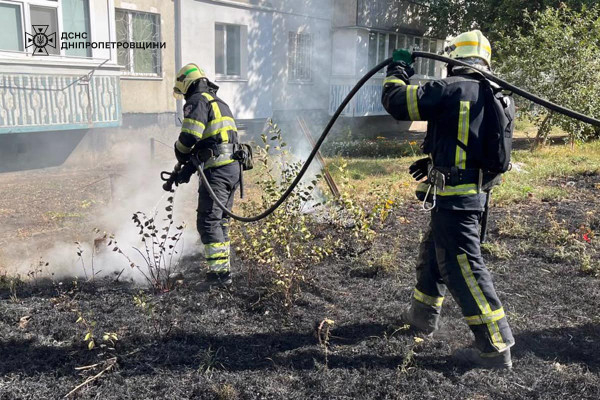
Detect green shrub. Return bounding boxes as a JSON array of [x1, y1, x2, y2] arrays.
[[231, 120, 396, 307], [321, 139, 422, 158]]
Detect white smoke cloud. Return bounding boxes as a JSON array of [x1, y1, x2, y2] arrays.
[[3, 138, 202, 283]]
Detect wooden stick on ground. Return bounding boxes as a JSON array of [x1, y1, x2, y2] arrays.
[[64, 357, 117, 398]]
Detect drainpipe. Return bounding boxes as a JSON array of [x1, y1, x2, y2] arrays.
[[174, 0, 182, 124]]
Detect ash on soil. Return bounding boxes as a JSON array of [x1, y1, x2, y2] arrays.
[[1, 174, 600, 400]]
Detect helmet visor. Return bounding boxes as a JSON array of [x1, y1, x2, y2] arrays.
[[173, 87, 184, 100]]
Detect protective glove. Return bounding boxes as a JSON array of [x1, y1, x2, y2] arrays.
[[175, 162, 197, 185], [393, 49, 415, 65], [409, 157, 430, 181], [174, 143, 191, 164], [386, 61, 415, 83]]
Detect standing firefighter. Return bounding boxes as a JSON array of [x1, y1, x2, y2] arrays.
[[173, 63, 240, 287], [382, 31, 515, 369]]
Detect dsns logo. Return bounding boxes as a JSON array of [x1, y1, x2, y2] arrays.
[[25, 25, 57, 56]]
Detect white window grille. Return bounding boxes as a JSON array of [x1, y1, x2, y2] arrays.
[[116, 9, 162, 76], [215, 23, 242, 78], [288, 32, 311, 82]]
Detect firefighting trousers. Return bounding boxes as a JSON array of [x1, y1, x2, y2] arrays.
[[197, 161, 240, 272], [412, 207, 515, 354]]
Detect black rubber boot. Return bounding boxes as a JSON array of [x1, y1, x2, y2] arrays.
[[400, 299, 441, 335], [205, 270, 232, 287], [453, 347, 513, 370]]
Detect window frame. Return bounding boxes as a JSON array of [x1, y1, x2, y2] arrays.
[[368, 30, 442, 78], [0, 0, 96, 59], [115, 7, 162, 78], [288, 31, 312, 83], [215, 22, 244, 80], [0, 0, 25, 52]]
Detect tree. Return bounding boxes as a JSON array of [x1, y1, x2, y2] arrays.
[[422, 0, 597, 41], [495, 5, 600, 145]]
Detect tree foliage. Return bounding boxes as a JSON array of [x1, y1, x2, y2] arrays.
[[496, 5, 600, 143], [423, 0, 597, 41]]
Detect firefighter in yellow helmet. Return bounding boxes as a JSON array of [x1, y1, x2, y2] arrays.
[[173, 63, 240, 287], [381, 30, 515, 369]]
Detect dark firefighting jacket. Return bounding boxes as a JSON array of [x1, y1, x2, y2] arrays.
[[175, 80, 239, 169], [382, 68, 511, 211]]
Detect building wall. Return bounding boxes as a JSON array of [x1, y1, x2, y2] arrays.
[[181, 0, 335, 120], [270, 0, 333, 113], [333, 0, 357, 27], [331, 29, 357, 77], [181, 0, 274, 120], [0, 0, 123, 170], [114, 0, 176, 115]]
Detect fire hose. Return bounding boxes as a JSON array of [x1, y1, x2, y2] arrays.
[[162, 52, 600, 223]]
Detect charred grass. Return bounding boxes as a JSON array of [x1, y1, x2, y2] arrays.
[[1, 142, 600, 398]]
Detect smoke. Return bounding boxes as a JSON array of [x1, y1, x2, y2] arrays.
[[2, 137, 201, 283], [0, 118, 328, 283]]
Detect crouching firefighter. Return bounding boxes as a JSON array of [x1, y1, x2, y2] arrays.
[[169, 63, 244, 287], [382, 31, 515, 369]]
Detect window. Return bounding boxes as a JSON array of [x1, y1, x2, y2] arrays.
[[116, 9, 162, 76], [368, 32, 393, 70], [62, 0, 91, 57], [215, 23, 241, 77], [428, 40, 438, 76], [288, 32, 311, 82], [0, 0, 91, 57], [404, 36, 441, 77], [369, 31, 441, 77], [30, 5, 59, 55], [0, 2, 23, 51]]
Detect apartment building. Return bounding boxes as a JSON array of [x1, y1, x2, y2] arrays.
[[0, 0, 442, 170], [178, 0, 443, 137], [0, 0, 175, 170]]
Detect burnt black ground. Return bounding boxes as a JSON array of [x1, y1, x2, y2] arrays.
[[1, 172, 600, 399]]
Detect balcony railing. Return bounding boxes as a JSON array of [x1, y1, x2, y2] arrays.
[[329, 82, 386, 117], [0, 73, 121, 134]]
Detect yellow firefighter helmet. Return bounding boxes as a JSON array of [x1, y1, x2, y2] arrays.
[[445, 30, 492, 67], [173, 63, 206, 99]]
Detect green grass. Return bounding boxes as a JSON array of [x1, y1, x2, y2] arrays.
[[513, 117, 567, 139], [494, 141, 600, 205], [322, 140, 600, 206]]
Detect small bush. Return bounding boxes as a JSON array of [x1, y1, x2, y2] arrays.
[[231, 120, 396, 307], [111, 195, 185, 292]]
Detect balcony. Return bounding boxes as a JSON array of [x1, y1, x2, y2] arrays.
[[0, 73, 121, 134], [355, 0, 427, 32]]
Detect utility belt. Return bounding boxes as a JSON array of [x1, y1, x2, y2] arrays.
[[428, 166, 502, 193], [197, 143, 254, 171], [419, 166, 502, 211], [197, 143, 235, 169], [196, 142, 254, 198], [429, 166, 481, 190]]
